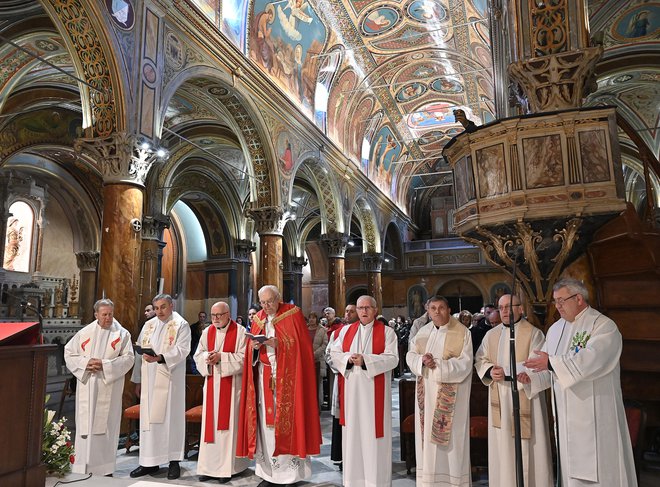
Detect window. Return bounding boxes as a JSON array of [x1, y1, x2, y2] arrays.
[[3, 201, 34, 272]]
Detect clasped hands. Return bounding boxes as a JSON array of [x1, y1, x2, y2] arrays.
[[206, 351, 221, 365], [85, 358, 103, 373], [349, 354, 364, 367], [422, 353, 437, 369], [252, 337, 278, 350]]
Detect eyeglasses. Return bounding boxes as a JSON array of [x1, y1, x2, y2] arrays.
[[259, 299, 276, 306], [356, 306, 375, 311], [498, 304, 521, 311], [552, 294, 578, 306], [211, 312, 229, 318]]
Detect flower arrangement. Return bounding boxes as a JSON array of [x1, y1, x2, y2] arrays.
[[42, 397, 75, 476]]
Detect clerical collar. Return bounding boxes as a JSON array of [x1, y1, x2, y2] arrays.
[[568, 306, 590, 324], [502, 317, 522, 327], [159, 315, 172, 326], [361, 321, 374, 327], [433, 320, 449, 328]]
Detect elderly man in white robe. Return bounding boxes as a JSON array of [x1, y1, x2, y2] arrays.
[[330, 295, 399, 487], [64, 298, 134, 476], [406, 296, 472, 487], [474, 294, 552, 486], [130, 293, 191, 480], [193, 301, 249, 483], [522, 278, 638, 486]]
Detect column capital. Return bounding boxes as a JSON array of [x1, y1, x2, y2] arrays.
[[75, 250, 100, 272], [321, 232, 349, 258], [291, 256, 308, 273], [141, 214, 170, 241], [362, 251, 384, 272], [74, 132, 159, 186], [234, 238, 257, 261], [246, 206, 285, 235]]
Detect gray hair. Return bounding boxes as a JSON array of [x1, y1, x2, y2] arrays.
[[357, 295, 377, 308], [428, 295, 450, 307], [553, 278, 589, 302], [152, 293, 173, 305], [324, 306, 335, 314], [258, 285, 281, 301], [93, 298, 114, 312]]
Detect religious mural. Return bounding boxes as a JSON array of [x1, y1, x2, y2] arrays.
[[222, 0, 249, 50], [105, 0, 135, 30], [361, 6, 401, 36], [249, 0, 327, 115], [368, 126, 402, 198], [522, 135, 564, 189], [408, 285, 427, 319], [3, 201, 33, 273], [406, 101, 459, 130], [454, 155, 476, 207], [612, 4, 659, 41]]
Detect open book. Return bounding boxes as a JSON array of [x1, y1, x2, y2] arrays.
[[245, 333, 269, 344]]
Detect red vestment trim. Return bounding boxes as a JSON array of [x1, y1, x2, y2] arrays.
[[236, 304, 322, 459], [204, 321, 237, 443], [258, 345, 275, 425], [338, 321, 386, 438]]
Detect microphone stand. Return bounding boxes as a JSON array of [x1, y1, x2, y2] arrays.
[[508, 249, 524, 487]]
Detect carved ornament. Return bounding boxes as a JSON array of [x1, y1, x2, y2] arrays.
[[246, 206, 285, 236], [141, 214, 170, 241], [75, 250, 99, 271], [321, 232, 349, 258], [362, 252, 384, 272], [234, 239, 257, 261]]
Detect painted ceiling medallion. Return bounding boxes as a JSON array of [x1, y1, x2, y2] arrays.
[[361, 5, 401, 36]]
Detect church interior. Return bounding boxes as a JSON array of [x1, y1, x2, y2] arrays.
[[1, 0, 659, 485]]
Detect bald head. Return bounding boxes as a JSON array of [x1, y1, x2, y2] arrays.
[[211, 301, 231, 328]]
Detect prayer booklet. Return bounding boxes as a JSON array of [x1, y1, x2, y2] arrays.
[[245, 333, 269, 344], [133, 344, 158, 356]]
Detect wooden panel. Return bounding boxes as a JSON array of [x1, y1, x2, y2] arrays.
[[621, 341, 660, 372], [185, 270, 206, 299], [589, 240, 657, 275], [600, 278, 660, 308], [207, 271, 228, 297], [621, 371, 660, 401], [607, 311, 660, 341]]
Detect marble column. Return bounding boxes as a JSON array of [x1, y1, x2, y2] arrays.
[[74, 132, 156, 337], [285, 256, 307, 307], [247, 207, 285, 293], [33, 201, 47, 273], [322, 232, 349, 315], [75, 251, 99, 325], [139, 215, 170, 318], [234, 238, 256, 317], [362, 252, 384, 310]]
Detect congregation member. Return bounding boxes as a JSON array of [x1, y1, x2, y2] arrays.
[[130, 294, 191, 480], [307, 311, 328, 406], [64, 299, 134, 476], [474, 294, 552, 486], [193, 301, 249, 483], [187, 311, 207, 374], [408, 298, 431, 345], [470, 303, 496, 354], [330, 295, 399, 487], [406, 296, 472, 487], [237, 285, 322, 487], [522, 278, 638, 486]]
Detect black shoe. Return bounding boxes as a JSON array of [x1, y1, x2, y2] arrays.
[[218, 478, 231, 484], [199, 475, 217, 482], [167, 461, 181, 480], [256, 480, 271, 487], [130, 465, 159, 478]]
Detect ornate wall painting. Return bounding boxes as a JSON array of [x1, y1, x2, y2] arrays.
[[406, 101, 458, 130], [395, 82, 427, 102], [105, 0, 135, 30], [473, 16, 491, 46], [454, 155, 476, 207], [368, 126, 402, 197], [406, 0, 448, 24], [612, 4, 659, 41], [222, 0, 249, 51], [352, 98, 377, 167], [249, 1, 326, 113], [190, 0, 220, 26], [3, 201, 33, 272], [328, 69, 357, 142], [361, 6, 401, 36], [430, 77, 463, 93], [489, 282, 511, 304], [579, 130, 611, 183], [471, 0, 488, 17], [522, 134, 564, 189], [276, 130, 298, 175], [408, 285, 428, 319], [475, 144, 507, 198], [417, 130, 445, 146], [193, 200, 228, 257]]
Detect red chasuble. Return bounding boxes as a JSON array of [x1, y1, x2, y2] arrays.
[[338, 321, 386, 438], [236, 303, 322, 458], [204, 321, 238, 442]]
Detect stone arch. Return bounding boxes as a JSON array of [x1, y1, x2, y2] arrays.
[[436, 278, 487, 313], [352, 197, 381, 253], [157, 67, 279, 208], [41, 0, 127, 137], [294, 156, 344, 235], [382, 220, 404, 270]]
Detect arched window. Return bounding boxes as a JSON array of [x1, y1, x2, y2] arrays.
[[314, 48, 342, 132], [3, 200, 35, 272]]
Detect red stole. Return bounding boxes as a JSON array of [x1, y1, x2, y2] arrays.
[[204, 321, 237, 443], [339, 321, 386, 438]]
